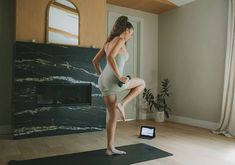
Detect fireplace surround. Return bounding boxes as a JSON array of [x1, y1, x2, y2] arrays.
[[12, 41, 106, 139]]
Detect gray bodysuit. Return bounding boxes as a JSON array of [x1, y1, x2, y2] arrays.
[[98, 52, 129, 96]]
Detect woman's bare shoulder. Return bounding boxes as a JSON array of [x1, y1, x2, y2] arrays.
[[110, 37, 125, 49], [104, 37, 124, 53], [112, 36, 125, 44]]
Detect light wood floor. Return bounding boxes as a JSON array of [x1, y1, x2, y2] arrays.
[[0, 120, 235, 165]]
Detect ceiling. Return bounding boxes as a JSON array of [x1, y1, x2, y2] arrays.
[[169, 0, 195, 6], [106, 0, 195, 14]]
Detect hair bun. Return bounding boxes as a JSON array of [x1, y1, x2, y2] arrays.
[[120, 16, 128, 21]]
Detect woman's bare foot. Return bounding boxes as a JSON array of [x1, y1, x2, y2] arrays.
[[105, 148, 126, 156], [116, 103, 125, 122]]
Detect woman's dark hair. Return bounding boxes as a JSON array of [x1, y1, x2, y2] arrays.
[[106, 16, 133, 43]]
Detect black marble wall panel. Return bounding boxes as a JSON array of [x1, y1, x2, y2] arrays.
[[13, 41, 106, 139]]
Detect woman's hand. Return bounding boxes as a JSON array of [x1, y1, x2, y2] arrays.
[[119, 76, 129, 84]]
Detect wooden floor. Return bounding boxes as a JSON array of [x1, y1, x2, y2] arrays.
[[0, 120, 235, 165]]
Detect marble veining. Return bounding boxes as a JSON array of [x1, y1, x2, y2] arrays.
[[14, 126, 103, 136], [16, 76, 100, 89], [16, 59, 99, 77], [13, 41, 106, 139], [14, 106, 106, 116]]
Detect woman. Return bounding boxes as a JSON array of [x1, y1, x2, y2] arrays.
[[92, 16, 145, 155]]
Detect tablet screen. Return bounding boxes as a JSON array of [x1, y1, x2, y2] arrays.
[[140, 126, 155, 138]]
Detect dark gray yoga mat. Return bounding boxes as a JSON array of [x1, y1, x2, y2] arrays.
[[9, 143, 173, 165]]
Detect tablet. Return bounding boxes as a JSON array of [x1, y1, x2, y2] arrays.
[[139, 126, 156, 139]]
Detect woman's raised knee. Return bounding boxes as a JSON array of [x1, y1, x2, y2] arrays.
[[141, 79, 145, 87], [136, 79, 145, 91], [137, 79, 145, 89]]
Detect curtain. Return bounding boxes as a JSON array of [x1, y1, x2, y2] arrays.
[[212, 0, 235, 138]]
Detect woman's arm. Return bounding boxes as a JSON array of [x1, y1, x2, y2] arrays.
[[92, 46, 106, 75], [107, 37, 125, 80]]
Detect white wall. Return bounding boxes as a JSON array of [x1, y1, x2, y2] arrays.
[[107, 4, 158, 94], [159, 0, 228, 128]]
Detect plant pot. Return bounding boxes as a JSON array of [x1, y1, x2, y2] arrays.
[[154, 111, 165, 122]]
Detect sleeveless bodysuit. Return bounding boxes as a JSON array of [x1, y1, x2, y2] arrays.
[[98, 52, 129, 96]]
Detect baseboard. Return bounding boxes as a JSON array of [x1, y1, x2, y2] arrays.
[[117, 118, 136, 122], [166, 115, 219, 130], [0, 125, 11, 135]]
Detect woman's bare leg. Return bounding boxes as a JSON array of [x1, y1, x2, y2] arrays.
[[116, 78, 145, 121], [103, 94, 126, 155]]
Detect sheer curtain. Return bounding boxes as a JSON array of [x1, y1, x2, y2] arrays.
[[213, 0, 235, 138]]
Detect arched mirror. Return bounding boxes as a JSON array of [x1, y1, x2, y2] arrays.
[[46, 0, 80, 45]]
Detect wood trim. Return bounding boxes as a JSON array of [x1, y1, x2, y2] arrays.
[[52, 2, 78, 15], [155, 0, 177, 6], [46, 0, 54, 44], [48, 27, 78, 39], [107, 0, 178, 14]]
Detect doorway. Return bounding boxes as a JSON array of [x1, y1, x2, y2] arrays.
[[107, 11, 142, 120]]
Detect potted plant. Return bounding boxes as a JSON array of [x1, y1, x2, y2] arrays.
[[142, 78, 172, 122]]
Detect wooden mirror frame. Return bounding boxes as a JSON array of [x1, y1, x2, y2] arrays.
[[45, 0, 80, 46]]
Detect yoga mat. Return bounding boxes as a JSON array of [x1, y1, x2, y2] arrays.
[[9, 143, 173, 165]]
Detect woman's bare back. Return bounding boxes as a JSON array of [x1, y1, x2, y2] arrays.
[[104, 37, 127, 56]]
